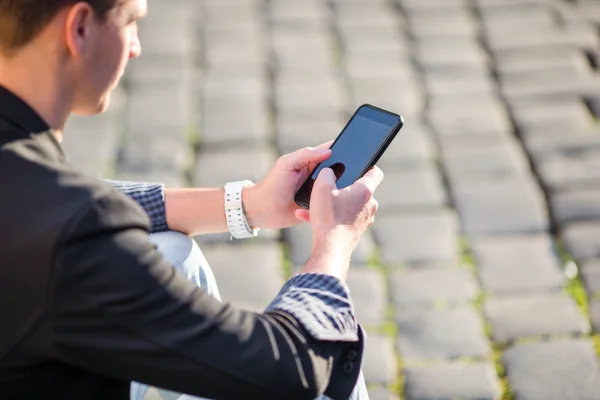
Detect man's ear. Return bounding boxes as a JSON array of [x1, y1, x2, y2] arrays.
[[64, 2, 96, 57]]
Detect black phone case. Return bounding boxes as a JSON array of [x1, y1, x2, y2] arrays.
[[294, 104, 404, 209]]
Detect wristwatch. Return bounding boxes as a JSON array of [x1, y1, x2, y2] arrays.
[[224, 180, 259, 240]]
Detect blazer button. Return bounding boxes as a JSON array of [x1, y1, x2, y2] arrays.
[[347, 349, 358, 361], [343, 361, 354, 374]]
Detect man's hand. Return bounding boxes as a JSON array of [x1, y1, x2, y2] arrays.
[[244, 142, 333, 230], [300, 166, 384, 280]]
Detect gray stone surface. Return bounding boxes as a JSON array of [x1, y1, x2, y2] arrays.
[[441, 136, 531, 183], [389, 267, 479, 307], [362, 334, 398, 385], [376, 166, 447, 212], [396, 307, 491, 360], [451, 175, 550, 235], [581, 260, 600, 296], [63, 0, 600, 395], [403, 363, 500, 400], [346, 268, 388, 327], [470, 234, 565, 294], [523, 128, 600, 158], [201, 243, 284, 311], [509, 97, 593, 133], [562, 222, 600, 260], [484, 293, 589, 343], [427, 94, 512, 139], [194, 146, 277, 187], [504, 339, 600, 400], [536, 150, 600, 192], [376, 123, 436, 169], [373, 210, 460, 265], [551, 187, 600, 225]]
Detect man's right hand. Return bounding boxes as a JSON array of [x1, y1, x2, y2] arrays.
[[297, 166, 384, 280]]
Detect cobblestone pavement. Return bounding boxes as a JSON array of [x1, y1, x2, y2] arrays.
[[62, 0, 600, 399]]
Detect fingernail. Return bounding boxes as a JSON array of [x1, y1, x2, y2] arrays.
[[315, 149, 330, 154]]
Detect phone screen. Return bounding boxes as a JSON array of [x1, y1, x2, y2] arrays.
[[295, 105, 402, 208]]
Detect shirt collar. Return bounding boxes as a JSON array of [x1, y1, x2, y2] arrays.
[[0, 85, 50, 134]]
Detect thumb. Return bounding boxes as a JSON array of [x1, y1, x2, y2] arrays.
[[315, 167, 337, 187], [285, 147, 332, 171]]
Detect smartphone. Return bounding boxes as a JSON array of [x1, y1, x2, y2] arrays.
[[294, 104, 404, 209]]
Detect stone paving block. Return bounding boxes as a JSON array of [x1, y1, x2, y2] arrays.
[[349, 79, 425, 118], [367, 387, 399, 400], [204, 42, 266, 69], [127, 84, 193, 132], [485, 22, 599, 53], [373, 210, 460, 265], [202, 76, 267, 103], [523, 129, 600, 159], [200, 102, 270, 146], [63, 107, 122, 176], [275, 117, 344, 152], [427, 94, 512, 139], [495, 45, 592, 76], [484, 293, 589, 342], [283, 222, 375, 267], [376, 166, 447, 212], [194, 146, 277, 187], [408, 11, 478, 39], [452, 175, 550, 235], [562, 221, 600, 260], [334, 2, 401, 29], [120, 128, 193, 178], [581, 260, 600, 295], [403, 363, 500, 400], [441, 136, 530, 182], [376, 123, 436, 169], [202, 243, 285, 311], [269, 0, 329, 23], [275, 80, 345, 113], [362, 334, 397, 384], [414, 39, 490, 71], [470, 234, 565, 294], [345, 60, 417, 82], [390, 266, 479, 307], [503, 339, 600, 400], [551, 187, 600, 225], [137, 20, 194, 57], [423, 70, 495, 97], [401, 0, 467, 11], [536, 150, 600, 192], [396, 307, 491, 359], [509, 97, 593, 133], [346, 269, 387, 326], [499, 68, 593, 101]]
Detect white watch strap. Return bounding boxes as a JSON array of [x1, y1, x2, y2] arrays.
[[224, 180, 259, 240]]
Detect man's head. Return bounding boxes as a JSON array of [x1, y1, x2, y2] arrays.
[[0, 0, 146, 115]]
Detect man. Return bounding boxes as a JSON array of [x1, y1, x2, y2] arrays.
[[0, 0, 383, 399]]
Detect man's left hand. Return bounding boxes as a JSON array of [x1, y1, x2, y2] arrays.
[[243, 141, 333, 230]]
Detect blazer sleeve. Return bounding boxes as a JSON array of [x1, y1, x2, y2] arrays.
[[48, 191, 364, 400]]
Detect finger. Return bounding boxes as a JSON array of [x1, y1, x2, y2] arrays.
[[282, 146, 332, 171], [315, 140, 334, 151], [295, 209, 311, 222], [314, 167, 337, 188], [367, 215, 375, 228], [355, 166, 384, 195]]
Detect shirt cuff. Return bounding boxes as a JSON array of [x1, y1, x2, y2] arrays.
[[104, 179, 168, 233], [265, 273, 359, 342]]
